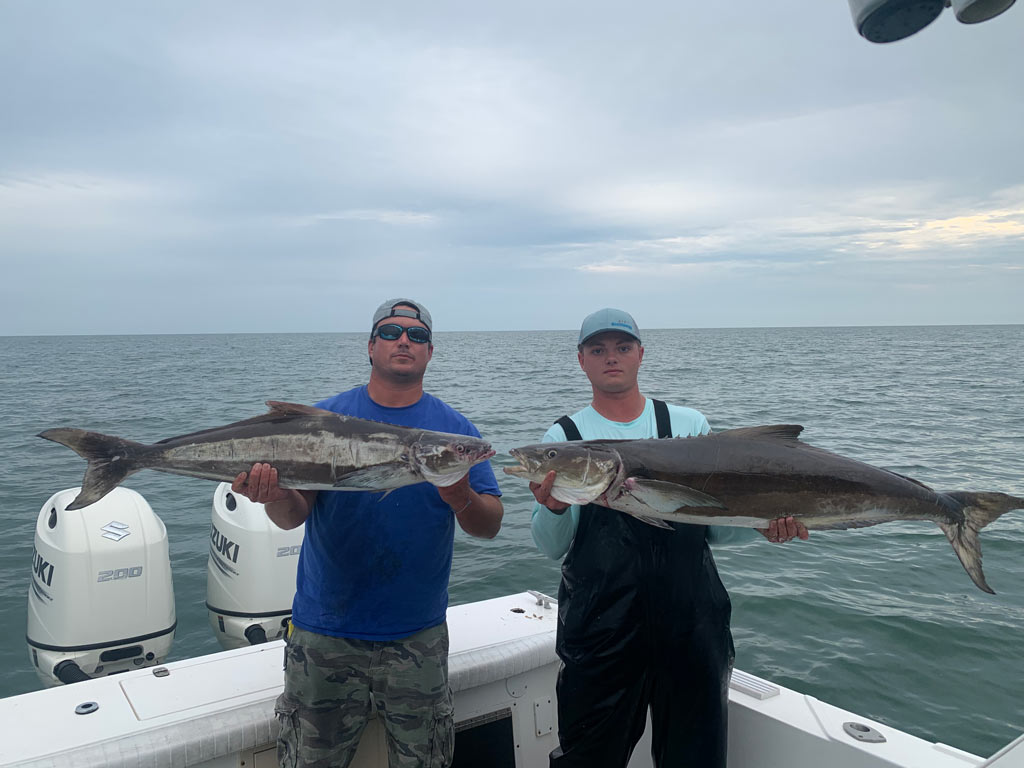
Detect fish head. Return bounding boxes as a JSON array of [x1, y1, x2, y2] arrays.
[[504, 442, 621, 505], [412, 434, 496, 487]]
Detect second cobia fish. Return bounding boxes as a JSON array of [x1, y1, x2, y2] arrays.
[[504, 425, 1023, 593], [40, 401, 495, 510]]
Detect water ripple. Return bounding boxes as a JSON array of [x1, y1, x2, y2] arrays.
[[1, 326, 1022, 757]]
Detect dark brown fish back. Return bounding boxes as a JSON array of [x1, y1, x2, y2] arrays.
[[153, 405, 414, 448], [616, 426, 941, 506]]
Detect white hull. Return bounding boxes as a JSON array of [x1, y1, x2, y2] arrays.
[[2, 591, 1019, 768]]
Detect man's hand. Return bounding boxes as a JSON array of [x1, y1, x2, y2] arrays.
[[231, 463, 292, 505], [231, 463, 316, 530], [529, 470, 571, 513], [760, 516, 809, 544]]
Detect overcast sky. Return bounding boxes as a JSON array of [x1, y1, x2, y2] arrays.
[[2, 1, 1021, 335]]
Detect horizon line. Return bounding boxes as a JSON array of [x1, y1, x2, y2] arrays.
[[2, 321, 1022, 339]]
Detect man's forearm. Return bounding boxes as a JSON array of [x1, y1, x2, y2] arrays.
[[452, 490, 503, 539], [265, 490, 317, 530]]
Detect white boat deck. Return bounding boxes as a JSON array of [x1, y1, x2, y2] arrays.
[[1, 591, 1018, 768]]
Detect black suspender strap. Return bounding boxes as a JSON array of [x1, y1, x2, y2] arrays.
[[557, 400, 671, 441], [652, 398, 672, 439], [555, 415, 583, 441]]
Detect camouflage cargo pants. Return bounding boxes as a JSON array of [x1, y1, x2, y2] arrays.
[[274, 622, 454, 768]]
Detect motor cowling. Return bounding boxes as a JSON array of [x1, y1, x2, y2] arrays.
[[206, 482, 304, 650], [26, 487, 175, 687]]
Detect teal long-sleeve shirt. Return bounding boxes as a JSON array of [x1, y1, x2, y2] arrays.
[[530, 399, 754, 560]]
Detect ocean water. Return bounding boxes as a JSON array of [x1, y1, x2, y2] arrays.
[[1, 326, 1022, 758]]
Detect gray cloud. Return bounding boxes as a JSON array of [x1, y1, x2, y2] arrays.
[[1, 1, 1021, 335]]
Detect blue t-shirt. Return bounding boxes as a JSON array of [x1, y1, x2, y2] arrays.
[[290, 385, 501, 640]]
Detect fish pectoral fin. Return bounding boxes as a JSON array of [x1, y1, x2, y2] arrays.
[[623, 478, 725, 511], [621, 511, 674, 530], [332, 464, 409, 490]]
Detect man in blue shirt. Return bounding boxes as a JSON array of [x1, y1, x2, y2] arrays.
[[530, 308, 806, 768], [233, 298, 502, 768]]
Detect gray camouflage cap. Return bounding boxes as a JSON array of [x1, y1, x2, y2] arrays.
[[371, 298, 433, 333]]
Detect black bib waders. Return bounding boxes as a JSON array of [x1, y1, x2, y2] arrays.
[[549, 401, 735, 768]]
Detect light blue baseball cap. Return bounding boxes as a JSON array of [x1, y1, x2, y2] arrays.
[[578, 308, 641, 346]]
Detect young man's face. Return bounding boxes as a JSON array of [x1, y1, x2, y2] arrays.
[[577, 331, 644, 394], [368, 312, 433, 381]]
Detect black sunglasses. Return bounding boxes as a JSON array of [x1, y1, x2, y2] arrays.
[[373, 323, 431, 344]]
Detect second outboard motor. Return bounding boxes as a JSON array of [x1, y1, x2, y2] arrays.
[[26, 487, 176, 687], [206, 482, 304, 650]]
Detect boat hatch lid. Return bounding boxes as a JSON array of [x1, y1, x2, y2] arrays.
[[120, 643, 283, 720], [447, 591, 557, 656]]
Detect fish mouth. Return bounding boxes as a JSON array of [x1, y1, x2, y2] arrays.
[[464, 441, 495, 462], [503, 449, 528, 476]]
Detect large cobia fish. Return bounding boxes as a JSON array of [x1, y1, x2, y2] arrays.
[[505, 425, 1023, 594], [40, 401, 495, 511]]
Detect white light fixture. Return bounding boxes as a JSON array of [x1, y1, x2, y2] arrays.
[[951, 0, 1016, 23], [848, 0, 947, 42]]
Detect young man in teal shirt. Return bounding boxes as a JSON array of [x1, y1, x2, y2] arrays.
[[530, 308, 806, 768]]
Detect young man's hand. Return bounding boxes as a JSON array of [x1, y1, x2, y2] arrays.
[[530, 471, 571, 513], [760, 516, 809, 543]]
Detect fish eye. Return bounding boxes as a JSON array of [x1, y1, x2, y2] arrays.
[[456, 444, 466, 454], [545, 449, 557, 459]]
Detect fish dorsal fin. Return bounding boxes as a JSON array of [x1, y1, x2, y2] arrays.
[[266, 401, 329, 417], [717, 424, 804, 442], [152, 401, 333, 446], [886, 469, 935, 492]]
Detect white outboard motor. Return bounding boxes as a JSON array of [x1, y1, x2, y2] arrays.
[[206, 482, 304, 650], [26, 487, 175, 687]]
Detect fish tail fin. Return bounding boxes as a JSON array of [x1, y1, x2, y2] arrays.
[[38, 428, 149, 510], [937, 492, 1024, 595]]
